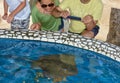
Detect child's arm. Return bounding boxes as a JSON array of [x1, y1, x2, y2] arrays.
[[2, 0, 8, 20], [7, 0, 26, 23]]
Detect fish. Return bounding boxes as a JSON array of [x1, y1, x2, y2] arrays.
[[32, 54, 78, 82]]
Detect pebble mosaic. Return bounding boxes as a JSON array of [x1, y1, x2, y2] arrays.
[[0, 29, 120, 62]]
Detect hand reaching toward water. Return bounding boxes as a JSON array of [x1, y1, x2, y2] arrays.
[[30, 23, 41, 30]]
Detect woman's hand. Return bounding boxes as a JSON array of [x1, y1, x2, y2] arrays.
[[52, 7, 70, 18], [30, 23, 41, 30], [60, 10, 70, 18]]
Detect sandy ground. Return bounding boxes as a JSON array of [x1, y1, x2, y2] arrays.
[[0, 0, 112, 41]]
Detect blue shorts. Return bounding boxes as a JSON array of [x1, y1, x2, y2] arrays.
[[91, 25, 100, 36], [58, 17, 64, 31], [68, 25, 100, 37]]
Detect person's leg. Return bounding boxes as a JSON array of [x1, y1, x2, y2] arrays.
[[81, 30, 94, 38], [59, 17, 70, 32], [81, 25, 99, 38], [58, 17, 64, 32], [63, 18, 70, 32]]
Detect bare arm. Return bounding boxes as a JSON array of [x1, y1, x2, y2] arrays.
[[52, 6, 70, 18], [11, 0, 26, 17], [2, 0, 8, 20], [3, 0, 8, 15], [52, 6, 63, 17], [7, 0, 26, 23]]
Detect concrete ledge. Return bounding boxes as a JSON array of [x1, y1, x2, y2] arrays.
[[0, 29, 120, 62]]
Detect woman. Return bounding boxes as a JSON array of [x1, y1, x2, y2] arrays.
[[30, 0, 63, 31]]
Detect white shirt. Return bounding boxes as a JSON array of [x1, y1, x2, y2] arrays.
[[6, 0, 31, 20]]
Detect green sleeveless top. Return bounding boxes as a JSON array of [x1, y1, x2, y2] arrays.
[[31, 0, 61, 31]]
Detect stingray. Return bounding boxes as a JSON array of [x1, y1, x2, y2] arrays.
[[31, 54, 78, 82]]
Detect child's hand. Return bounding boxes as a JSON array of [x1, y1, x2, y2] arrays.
[[2, 14, 8, 20], [60, 10, 70, 18], [7, 14, 14, 23]]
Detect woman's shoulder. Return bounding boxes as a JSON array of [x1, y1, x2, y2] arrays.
[[54, 0, 60, 6], [29, 0, 37, 10], [31, 3, 45, 16]]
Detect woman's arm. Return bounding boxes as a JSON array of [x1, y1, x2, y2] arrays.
[[52, 6, 70, 18]]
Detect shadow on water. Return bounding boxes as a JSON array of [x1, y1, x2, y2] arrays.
[[0, 38, 120, 83], [31, 54, 78, 82]]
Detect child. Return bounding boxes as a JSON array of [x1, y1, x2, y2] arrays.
[[2, 0, 31, 31]]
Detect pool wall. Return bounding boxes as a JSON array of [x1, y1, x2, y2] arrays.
[[0, 29, 120, 62]]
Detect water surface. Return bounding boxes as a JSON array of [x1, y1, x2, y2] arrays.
[[0, 38, 120, 83]]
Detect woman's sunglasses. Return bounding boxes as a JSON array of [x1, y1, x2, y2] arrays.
[[41, 3, 54, 8]]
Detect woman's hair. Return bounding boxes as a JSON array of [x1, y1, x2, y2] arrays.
[[38, 0, 41, 2], [38, 0, 54, 2]]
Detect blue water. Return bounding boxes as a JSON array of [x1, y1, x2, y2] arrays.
[[0, 38, 120, 83]]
